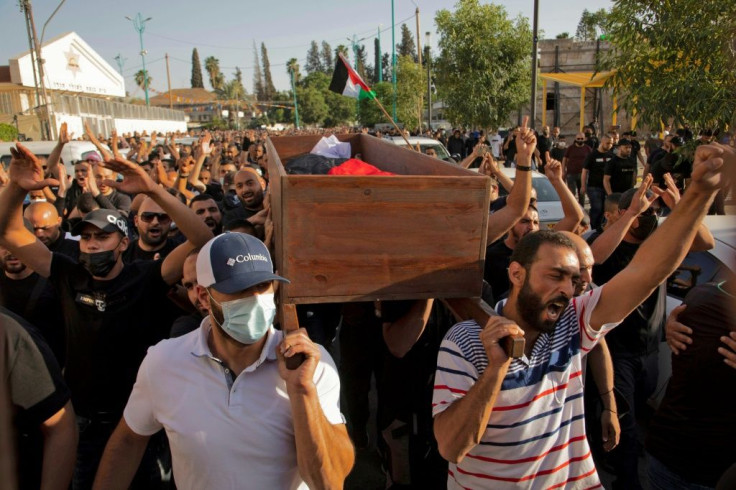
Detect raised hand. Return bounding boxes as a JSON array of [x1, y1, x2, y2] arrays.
[[665, 304, 692, 355], [690, 144, 726, 193], [84, 122, 112, 162], [652, 172, 681, 209], [627, 174, 658, 216], [111, 130, 122, 160], [515, 116, 537, 160], [545, 159, 564, 182], [100, 156, 157, 195], [58, 122, 70, 145], [200, 131, 213, 156], [85, 163, 100, 195], [8, 143, 59, 191]]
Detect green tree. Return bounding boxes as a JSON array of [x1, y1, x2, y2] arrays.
[[334, 45, 349, 62], [191, 48, 204, 88], [0, 123, 18, 142], [253, 41, 265, 101], [601, 0, 736, 128], [575, 8, 608, 41], [435, 0, 532, 128], [374, 38, 382, 82], [556, 32, 571, 39], [204, 56, 222, 91], [321, 41, 334, 73], [396, 55, 425, 130], [397, 23, 417, 61], [381, 53, 392, 82], [261, 43, 277, 101], [358, 81, 393, 127], [134, 69, 152, 91], [286, 58, 301, 85], [296, 86, 328, 125], [306, 41, 322, 74], [356, 45, 370, 84]]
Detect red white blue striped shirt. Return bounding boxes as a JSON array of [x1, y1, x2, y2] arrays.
[[432, 286, 618, 489]]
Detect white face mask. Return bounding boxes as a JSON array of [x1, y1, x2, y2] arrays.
[[208, 291, 276, 345]]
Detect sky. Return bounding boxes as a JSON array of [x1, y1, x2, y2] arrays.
[[0, 0, 612, 99]]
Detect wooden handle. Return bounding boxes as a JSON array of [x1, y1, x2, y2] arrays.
[[442, 297, 525, 359], [281, 303, 305, 370]]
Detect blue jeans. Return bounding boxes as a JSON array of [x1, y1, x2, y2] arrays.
[[587, 186, 606, 231], [647, 453, 715, 490]]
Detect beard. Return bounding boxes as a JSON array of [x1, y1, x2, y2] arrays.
[[140, 228, 168, 247], [517, 277, 570, 334], [0, 256, 26, 274]]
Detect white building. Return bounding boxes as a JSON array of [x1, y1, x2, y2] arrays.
[[0, 32, 186, 140]]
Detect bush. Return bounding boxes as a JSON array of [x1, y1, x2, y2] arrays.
[[0, 123, 18, 142]]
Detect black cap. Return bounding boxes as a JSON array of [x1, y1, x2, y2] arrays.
[[71, 209, 128, 237]]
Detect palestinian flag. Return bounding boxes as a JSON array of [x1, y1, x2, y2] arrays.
[[329, 54, 376, 100]]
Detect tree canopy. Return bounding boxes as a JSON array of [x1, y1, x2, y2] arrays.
[[435, 0, 532, 128], [575, 9, 608, 41], [397, 24, 417, 62], [306, 41, 323, 74], [601, 0, 736, 128], [190, 48, 204, 88], [261, 43, 277, 101]]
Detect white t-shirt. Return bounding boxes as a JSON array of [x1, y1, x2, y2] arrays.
[[124, 319, 345, 490]]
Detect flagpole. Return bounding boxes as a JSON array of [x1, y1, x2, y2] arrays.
[[373, 97, 415, 149]]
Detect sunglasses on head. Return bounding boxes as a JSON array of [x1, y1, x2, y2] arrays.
[[139, 212, 171, 224]]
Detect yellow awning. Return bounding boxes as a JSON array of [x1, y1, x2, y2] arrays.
[[538, 71, 615, 88]]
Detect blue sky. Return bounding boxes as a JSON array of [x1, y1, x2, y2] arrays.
[[0, 0, 611, 98]]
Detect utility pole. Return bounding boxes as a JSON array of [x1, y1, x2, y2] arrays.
[[114, 53, 127, 75], [377, 26, 382, 82], [289, 66, 300, 129], [20, 0, 50, 140], [415, 7, 422, 66], [126, 13, 152, 107], [165, 53, 173, 110], [426, 32, 432, 131], [530, 0, 540, 130], [391, 0, 397, 122]]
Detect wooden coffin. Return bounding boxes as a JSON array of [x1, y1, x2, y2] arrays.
[[266, 133, 491, 305]]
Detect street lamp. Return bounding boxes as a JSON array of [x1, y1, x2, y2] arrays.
[[425, 32, 431, 132], [391, 0, 397, 123], [126, 13, 152, 107]]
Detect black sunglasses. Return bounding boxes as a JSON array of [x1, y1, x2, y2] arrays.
[[139, 212, 171, 224]]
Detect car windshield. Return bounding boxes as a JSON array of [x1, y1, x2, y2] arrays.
[[530, 177, 559, 202], [396, 143, 450, 160]]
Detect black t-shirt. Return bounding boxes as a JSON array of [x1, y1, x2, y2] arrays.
[[123, 237, 182, 264], [223, 204, 261, 227], [2, 307, 70, 490], [48, 253, 180, 417], [591, 239, 666, 356], [537, 135, 552, 165], [205, 181, 225, 202], [583, 149, 613, 188], [604, 155, 637, 193], [0, 272, 66, 366], [645, 282, 736, 487], [170, 313, 203, 338], [484, 238, 513, 300]]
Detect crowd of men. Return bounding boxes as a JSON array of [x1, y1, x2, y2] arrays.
[[0, 118, 734, 490]]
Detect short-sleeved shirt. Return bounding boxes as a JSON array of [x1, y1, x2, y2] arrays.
[[124, 319, 345, 490], [432, 287, 619, 489], [0, 272, 65, 365], [583, 149, 613, 188], [2, 308, 70, 490], [604, 155, 637, 193], [563, 144, 592, 174], [123, 236, 183, 264], [49, 253, 179, 417]]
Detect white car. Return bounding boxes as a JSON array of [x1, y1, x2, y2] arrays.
[[0, 140, 113, 176], [495, 167, 565, 228], [384, 136, 452, 162], [651, 215, 735, 407]]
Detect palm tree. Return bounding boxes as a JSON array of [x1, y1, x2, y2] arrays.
[[134, 70, 152, 91], [204, 56, 223, 91], [286, 58, 300, 84]]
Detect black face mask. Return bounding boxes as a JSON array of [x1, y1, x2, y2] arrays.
[[79, 249, 118, 277], [575, 141, 584, 146], [630, 214, 658, 241]]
